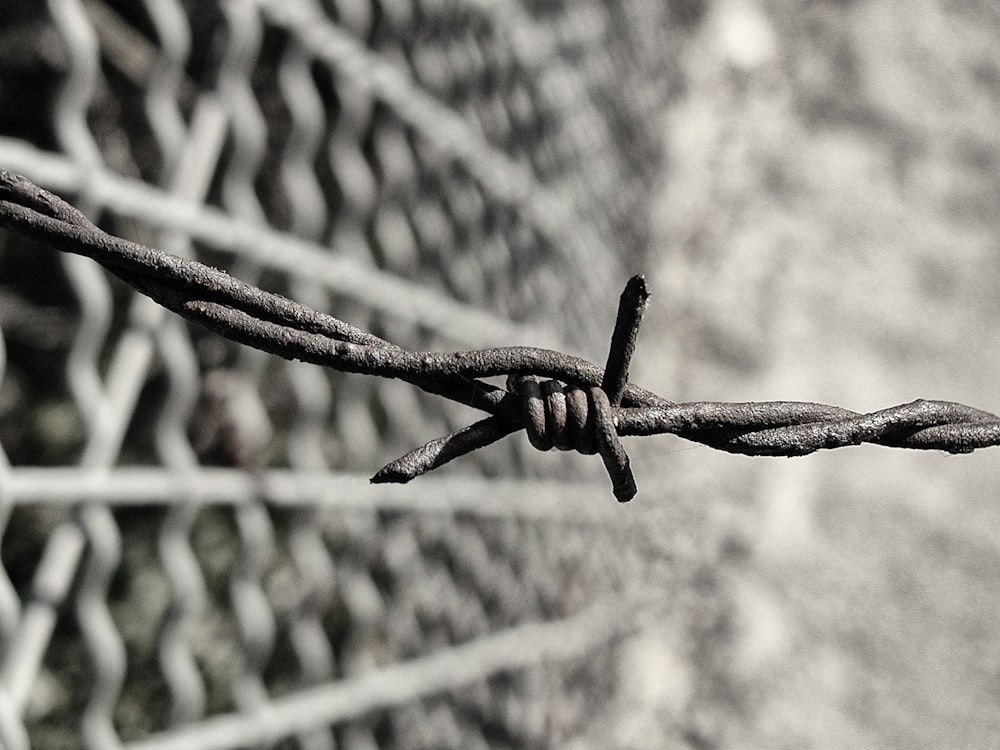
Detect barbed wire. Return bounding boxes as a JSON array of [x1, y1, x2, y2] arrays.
[[2, 169, 1000, 502]]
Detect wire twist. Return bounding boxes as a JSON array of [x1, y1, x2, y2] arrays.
[[2, 169, 1000, 502]]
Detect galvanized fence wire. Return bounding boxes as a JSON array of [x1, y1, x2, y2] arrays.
[[0, 0, 678, 748]]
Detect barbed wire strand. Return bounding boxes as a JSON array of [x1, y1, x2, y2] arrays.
[[3, 169, 1000, 502]]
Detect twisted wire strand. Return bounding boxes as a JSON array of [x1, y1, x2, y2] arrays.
[[3, 169, 1000, 502]]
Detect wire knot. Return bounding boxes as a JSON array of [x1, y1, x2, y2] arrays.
[[508, 374, 636, 501], [492, 274, 650, 501], [508, 375, 606, 455]]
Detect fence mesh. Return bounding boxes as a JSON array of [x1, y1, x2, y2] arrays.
[[0, 1, 681, 747]]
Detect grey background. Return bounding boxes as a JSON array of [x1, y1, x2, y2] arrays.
[[624, 1, 1000, 747]]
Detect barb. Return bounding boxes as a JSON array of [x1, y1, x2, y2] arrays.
[[2, 169, 1000, 502]]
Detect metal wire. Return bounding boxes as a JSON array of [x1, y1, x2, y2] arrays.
[[123, 597, 628, 750], [3, 169, 999, 506]]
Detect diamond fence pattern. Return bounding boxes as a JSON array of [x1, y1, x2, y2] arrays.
[[0, 1, 676, 747]]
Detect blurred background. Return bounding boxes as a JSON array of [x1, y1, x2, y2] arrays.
[[1, 0, 999, 748]]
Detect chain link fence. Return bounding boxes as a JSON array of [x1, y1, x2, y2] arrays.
[[0, 1, 690, 747]]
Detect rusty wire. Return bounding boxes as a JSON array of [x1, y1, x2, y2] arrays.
[[2, 169, 1000, 502]]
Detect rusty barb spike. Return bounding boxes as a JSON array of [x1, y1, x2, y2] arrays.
[[3, 169, 1000, 503]]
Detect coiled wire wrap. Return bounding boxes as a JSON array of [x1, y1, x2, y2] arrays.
[[508, 375, 635, 501]]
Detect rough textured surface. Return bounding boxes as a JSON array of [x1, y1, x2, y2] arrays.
[[1, 1, 999, 749], [630, 1, 1000, 747]]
